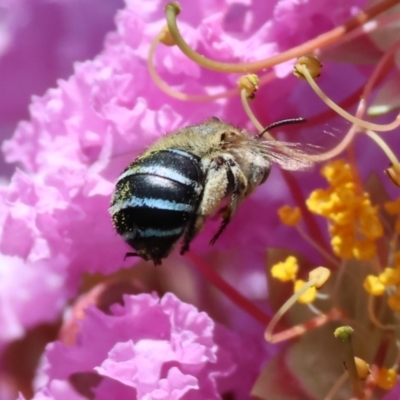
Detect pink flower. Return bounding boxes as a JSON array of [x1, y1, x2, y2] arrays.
[[0, 0, 123, 177], [31, 292, 264, 400], [1, 0, 400, 398]]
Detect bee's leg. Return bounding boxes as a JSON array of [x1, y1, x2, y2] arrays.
[[180, 214, 205, 255], [209, 194, 242, 245], [180, 156, 231, 254], [209, 158, 247, 245]]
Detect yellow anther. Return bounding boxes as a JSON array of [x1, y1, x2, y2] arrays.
[[306, 189, 332, 216], [306, 159, 381, 268], [354, 357, 370, 380], [359, 212, 384, 240], [379, 267, 400, 286], [384, 197, 400, 215], [159, 26, 176, 46], [278, 205, 302, 226], [352, 240, 377, 261], [308, 266, 330, 289], [294, 279, 317, 304], [376, 368, 398, 390], [165, 2, 181, 15], [320, 160, 354, 187], [385, 163, 400, 187], [334, 184, 359, 207], [331, 233, 354, 259], [329, 223, 354, 236], [238, 74, 259, 99], [293, 55, 322, 80], [387, 294, 400, 312], [363, 275, 385, 296], [271, 256, 298, 282], [330, 210, 354, 225]]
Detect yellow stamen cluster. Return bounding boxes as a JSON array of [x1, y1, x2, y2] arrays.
[[363, 251, 400, 311], [294, 279, 317, 304], [363, 275, 386, 296], [306, 160, 384, 260], [271, 256, 298, 282], [270, 257, 326, 304], [376, 368, 398, 390], [278, 205, 302, 226]]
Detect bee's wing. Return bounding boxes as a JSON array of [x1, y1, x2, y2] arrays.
[[259, 140, 320, 171]]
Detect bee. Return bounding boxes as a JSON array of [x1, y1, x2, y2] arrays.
[[110, 117, 310, 265]]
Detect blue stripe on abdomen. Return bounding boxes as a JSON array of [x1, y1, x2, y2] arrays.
[[117, 165, 200, 191], [137, 226, 184, 238], [120, 149, 203, 186], [110, 196, 194, 215]]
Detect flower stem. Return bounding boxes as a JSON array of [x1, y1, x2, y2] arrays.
[[186, 251, 271, 325], [365, 130, 400, 166], [265, 307, 344, 343], [334, 326, 364, 398], [363, 40, 400, 109], [324, 371, 348, 400], [281, 170, 334, 261], [367, 294, 395, 331], [323, 12, 400, 54], [265, 269, 331, 342], [296, 63, 400, 132], [148, 32, 239, 101], [240, 89, 265, 133]]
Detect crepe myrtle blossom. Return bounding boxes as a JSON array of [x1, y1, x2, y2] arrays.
[[1, 0, 400, 398], [0, 0, 124, 177], [23, 292, 264, 400]]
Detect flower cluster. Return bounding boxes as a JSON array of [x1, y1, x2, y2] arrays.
[[307, 159, 384, 260], [363, 196, 400, 314], [0, 0, 124, 177], [25, 292, 263, 400]]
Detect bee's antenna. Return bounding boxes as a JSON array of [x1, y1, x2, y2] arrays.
[[256, 117, 307, 139]]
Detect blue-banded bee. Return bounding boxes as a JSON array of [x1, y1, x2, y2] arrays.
[[110, 117, 309, 265]]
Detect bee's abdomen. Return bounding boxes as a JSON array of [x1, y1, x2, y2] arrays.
[[110, 149, 203, 263]]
